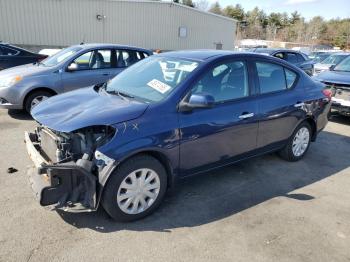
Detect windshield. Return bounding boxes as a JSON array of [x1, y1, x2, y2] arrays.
[[105, 56, 200, 102], [310, 53, 330, 63], [334, 56, 350, 72], [41, 46, 82, 67], [321, 54, 347, 65]]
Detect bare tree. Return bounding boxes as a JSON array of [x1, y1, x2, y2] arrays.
[[195, 0, 209, 11]]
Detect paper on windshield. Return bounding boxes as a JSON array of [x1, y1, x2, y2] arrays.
[[147, 79, 171, 94]]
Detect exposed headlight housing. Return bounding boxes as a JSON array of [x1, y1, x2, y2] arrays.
[[94, 150, 115, 167], [0, 75, 22, 89]]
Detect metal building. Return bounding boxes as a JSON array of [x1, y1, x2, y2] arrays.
[[0, 0, 236, 51]]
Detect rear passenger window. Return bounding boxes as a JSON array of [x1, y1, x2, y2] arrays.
[[116, 50, 148, 68], [274, 52, 284, 59], [256, 62, 297, 94], [137, 52, 149, 59], [286, 53, 298, 64], [296, 53, 305, 62], [285, 69, 297, 88]]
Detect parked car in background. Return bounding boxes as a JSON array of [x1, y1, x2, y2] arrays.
[[25, 51, 331, 222], [0, 43, 152, 112], [313, 56, 350, 116], [0, 43, 47, 70], [253, 48, 314, 76], [309, 51, 332, 63], [313, 53, 349, 76], [38, 48, 61, 57]]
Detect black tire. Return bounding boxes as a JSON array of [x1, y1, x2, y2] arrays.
[[24, 90, 53, 113], [278, 121, 312, 162], [101, 154, 168, 222]]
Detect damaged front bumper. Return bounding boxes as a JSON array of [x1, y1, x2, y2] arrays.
[[24, 131, 115, 212], [331, 98, 350, 116]]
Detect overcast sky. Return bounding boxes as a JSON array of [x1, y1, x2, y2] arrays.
[[203, 0, 350, 20]]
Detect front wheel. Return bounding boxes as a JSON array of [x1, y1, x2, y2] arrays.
[[278, 122, 311, 162], [101, 155, 167, 222], [24, 90, 53, 113]]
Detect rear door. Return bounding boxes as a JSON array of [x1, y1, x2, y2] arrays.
[[179, 59, 259, 175], [101, 49, 150, 80], [61, 48, 116, 92], [253, 60, 305, 149]]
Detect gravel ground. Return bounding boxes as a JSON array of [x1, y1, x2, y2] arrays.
[[0, 109, 349, 262]]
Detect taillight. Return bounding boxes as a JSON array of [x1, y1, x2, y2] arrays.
[[322, 89, 332, 100]]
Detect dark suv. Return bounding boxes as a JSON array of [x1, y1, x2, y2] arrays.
[[0, 43, 47, 70]]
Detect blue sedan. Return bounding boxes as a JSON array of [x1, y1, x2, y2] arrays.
[[25, 50, 331, 221]]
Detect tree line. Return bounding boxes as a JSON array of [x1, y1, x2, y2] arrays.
[[171, 0, 350, 49]]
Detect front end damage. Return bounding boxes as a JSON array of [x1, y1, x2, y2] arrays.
[[25, 125, 117, 212], [331, 86, 350, 116]]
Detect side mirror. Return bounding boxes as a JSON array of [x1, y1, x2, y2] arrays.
[[329, 64, 336, 71], [179, 93, 215, 112], [67, 63, 78, 72]]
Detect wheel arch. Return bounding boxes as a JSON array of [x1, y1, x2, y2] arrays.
[[103, 149, 176, 189], [23, 87, 57, 108], [304, 117, 317, 141]]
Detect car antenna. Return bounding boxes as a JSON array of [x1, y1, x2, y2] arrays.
[[80, 34, 86, 45]]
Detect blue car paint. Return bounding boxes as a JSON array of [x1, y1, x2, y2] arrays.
[[314, 70, 350, 85], [32, 51, 330, 185], [31, 87, 149, 132]]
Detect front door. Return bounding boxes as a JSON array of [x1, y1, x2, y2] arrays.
[[61, 49, 117, 92], [179, 60, 258, 176]]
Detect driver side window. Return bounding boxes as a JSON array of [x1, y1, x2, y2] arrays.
[[192, 61, 249, 103], [72, 49, 112, 70], [73, 51, 93, 70]]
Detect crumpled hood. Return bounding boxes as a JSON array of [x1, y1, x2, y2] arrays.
[[31, 87, 149, 132], [0, 63, 52, 78], [315, 70, 350, 86]]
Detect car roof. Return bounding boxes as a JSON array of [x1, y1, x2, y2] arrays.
[[254, 48, 278, 53], [329, 52, 350, 56], [71, 43, 152, 53], [158, 50, 286, 62], [254, 48, 306, 54], [159, 50, 247, 61]]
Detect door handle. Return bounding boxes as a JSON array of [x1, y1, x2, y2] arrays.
[[239, 112, 254, 119], [294, 102, 305, 108], [102, 73, 110, 76]]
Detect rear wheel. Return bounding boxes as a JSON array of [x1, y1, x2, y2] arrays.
[[101, 155, 167, 222], [24, 90, 53, 113], [278, 122, 311, 162]]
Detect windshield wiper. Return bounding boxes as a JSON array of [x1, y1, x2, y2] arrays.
[[106, 89, 135, 100], [34, 61, 45, 66]]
